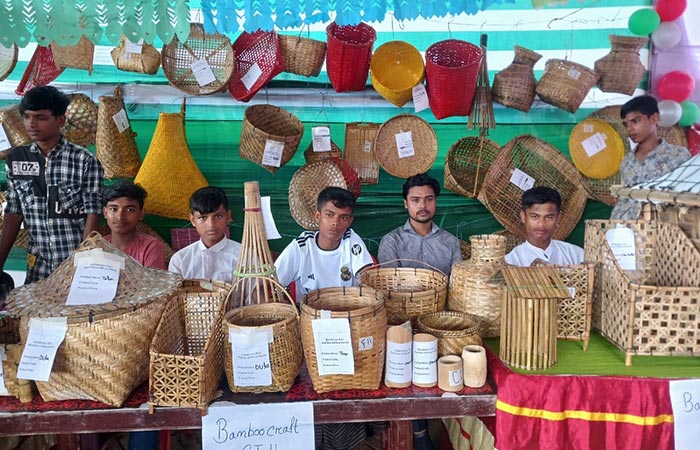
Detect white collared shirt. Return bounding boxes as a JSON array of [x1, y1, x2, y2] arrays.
[[504, 240, 584, 267], [168, 238, 242, 283]]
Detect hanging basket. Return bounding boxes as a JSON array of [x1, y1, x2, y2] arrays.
[[229, 30, 284, 102], [594, 35, 648, 96], [0, 105, 30, 159], [51, 35, 95, 75], [239, 104, 304, 173], [344, 122, 380, 185], [370, 41, 425, 107], [415, 311, 483, 358], [15, 45, 64, 96], [374, 114, 437, 178], [492, 46, 542, 113], [96, 86, 142, 179], [64, 93, 98, 148], [303, 139, 343, 164], [326, 22, 376, 92], [0, 43, 18, 82], [445, 136, 501, 198], [278, 34, 326, 78], [110, 36, 162, 75], [535, 59, 598, 113], [425, 39, 482, 119]]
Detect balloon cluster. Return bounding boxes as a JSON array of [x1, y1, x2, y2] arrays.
[[628, 0, 698, 127]]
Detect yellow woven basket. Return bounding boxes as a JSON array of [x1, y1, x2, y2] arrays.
[[370, 41, 425, 107]]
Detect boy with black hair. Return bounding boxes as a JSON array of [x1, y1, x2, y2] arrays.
[[0, 86, 104, 283], [103, 181, 166, 269], [612, 95, 690, 219], [168, 186, 241, 283], [505, 186, 583, 266]]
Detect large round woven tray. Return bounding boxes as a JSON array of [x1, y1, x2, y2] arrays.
[[161, 23, 234, 95], [374, 114, 437, 178], [478, 135, 588, 241], [0, 44, 18, 82], [370, 41, 425, 107], [289, 158, 361, 230], [65, 93, 98, 148], [535, 59, 598, 113], [239, 104, 304, 173], [415, 311, 483, 357], [445, 136, 501, 198], [0, 104, 30, 159], [569, 118, 624, 180]]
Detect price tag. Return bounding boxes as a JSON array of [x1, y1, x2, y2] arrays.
[[124, 38, 144, 54], [509, 168, 535, 191], [358, 336, 374, 351], [241, 63, 263, 91], [312, 126, 331, 152], [0, 125, 11, 152], [112, 108, 130, 133], [0, 347, 8, 395], [670, 380, 700, 450], [581, 132, 607, 158], [567, 67, 581, 80], [567, 286, 576, 298], [449, 369, 463, 387], [191, 59, 216, 87], [363, 140, 372, 153], [605, 227, 636, 271], [412, 84, 429, 113], [17, 317, 68, 382], [395, 131, 415, 159], [312, 318, 354, 375], [262, 140, 284, 167]]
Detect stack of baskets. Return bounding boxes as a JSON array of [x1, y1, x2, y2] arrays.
[[239, 104, 304, 173], [326, 22, 376, 92]]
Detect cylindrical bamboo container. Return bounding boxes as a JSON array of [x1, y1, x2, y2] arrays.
[[385, 324, 413, 388], [462, 345, 487, 388], [438, 355, 463, 392], [412, 333, 437, 387]]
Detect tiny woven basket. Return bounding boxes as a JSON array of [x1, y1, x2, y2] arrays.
[[357, 265, 448, 325], [448, 262, 504, 337], [370, 41, 425, 107], [161, 23, 234, 95], [300, 286, 387, 393], [445, 136, 501, 198], [0, 105, 30, 159], [478, 135, 588, 241], [96, 86, 142, 179], [0, 43, 18, 82], [374, 114, 437, 178], [51, 35, 95, 75], [459, 230, 522, 261], [303, 139, 343, 164], [64, 93, 98, 148], [594, 35, 648, 96], [229, 30, 284, 102], [535, 59, 598, 113], [326, 22, 376, 92], [492, 45, 542, 113], [278, 34, 326, 77], [110, 36, 162, 75], [425, 39, 482, 119], [415, 311, 483, 358], [344, 122, 380, 185], [239, 104, 304, 173]]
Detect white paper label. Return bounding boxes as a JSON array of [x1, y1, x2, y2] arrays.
[[363, 140, 372, 153], [202, 402, 315, 450], [567, 286, 576, 298], [358, 336, 373, 351], [125, 38, 144, 54], [0, 126, 11, 152], [385, 340, 412, 385], [191, 59, 217, 87], [395, 131, 415, 158], [17, 317, 68, 382], [0, 347, 8, 395], [66, 259, 121, 305], [261, 196, 281, 240], [112, 108, 130, 133], [583, 123, 593, 133], [509, 168, 535, 191], [412, 339, 437, 385], [581, 132, 607, 158], [567, 67, 581, 80], [449, 369, 463, 387], [241, 63, 263, 91], [670, 380, 700, 450], [312, 126, 332, 152], [605, 227, 636, 271], [231, 340, 272, 388], [312, 318, 354, 376], [261, 140, 284, 167], [412, 84, 429, 112]]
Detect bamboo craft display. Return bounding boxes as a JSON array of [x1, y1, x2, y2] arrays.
[[468, 35, 495, 134], [96, 86, 142, 179], [500, 266, 569, 370], [492, 46, 542, 113], [110, 36, 161, 74], [415, 311, 483, 357], [344, 122, 380, 185]]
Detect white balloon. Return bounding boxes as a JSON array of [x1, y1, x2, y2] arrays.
[[658, 99, 683, 127], [651, 22, 682, 49]]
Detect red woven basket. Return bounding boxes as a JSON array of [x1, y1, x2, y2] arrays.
[[326, 22, 376, 92], [425, 39, 482, 120], [15, 46, 64, 96], [229, 30, 284, 102]]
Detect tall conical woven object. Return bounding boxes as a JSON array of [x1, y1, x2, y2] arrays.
[[134, 99, 208, 219], [96, 86, 142, 179]]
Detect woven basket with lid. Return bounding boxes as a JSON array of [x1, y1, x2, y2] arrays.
[[594, 35, 648, 96], [374, 114, 437, 178], [492, 46, 542, 113], [535, 59, 598, 113]]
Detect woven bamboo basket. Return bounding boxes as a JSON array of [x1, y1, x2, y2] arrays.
[[15, 46, 64, 96], [478, 135, 588, 240], [0, 191, 30, 248], [0, 316, 32, 402], [0, 104, 30, 159], [639, 200, 700, 254], [229, 30, 284, 102], [239, 104, 304, 173], [594, 35, 648, 96], [445, 136, 501, 199], [303, 139, 343, 164], [415, 311, 483, 358], [357, 265, 447, 325], [300, 286, 386, 393], [161, 23, 234, 95], [110, 36, 162, 74], [289, 158, 361, 230], [149, 280, 230, 411], [99, 221, 175, 264], [4, 233, 182, 406], [326, 22, 376, 92], [344, 122, 380, 185], [468, 234, 507, 266], [374, 114, 437, 179], [64, 93, 98, 148], [459, 230, 523, 261], [51, 35, 95, 75], [0, 43, 18, 82], [369, 41, 425, 107], [96, 86, 142, 179], [535, 59, 598, 113], [278, 34, 326, 78], [224, 277, 301, 393], [584, 220, 700, 365], [448, 262, 504, 337], [492, 46, 542, 113], [444, 157, 471, 198]]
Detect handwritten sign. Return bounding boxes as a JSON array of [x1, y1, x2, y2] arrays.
[[66, 260, 121, 305], [0, 347, 8, 395], [241, 63, 263, 91], [311, 318, 354, 376], [262, 140, 284, 167], [311, 127, 331, 152], [385, 340, 412, 385], [17, 317, 68, 382], [230, 328, 273, 387], [191, 59, 216, 87], [112, 108, 130, 133], [0, 125, 11, 152], [202, 402, 314, 450], [605, 227, 636, 271], [670, 380, 700, 450], [395, 131, 415, 158], [412, 84, 429, 113], [363, 140, 372, 153], [509, 168, 535, 191]]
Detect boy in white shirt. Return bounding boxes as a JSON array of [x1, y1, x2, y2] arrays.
[[168, 186, 241, 283], [505, 186, 584, 266]]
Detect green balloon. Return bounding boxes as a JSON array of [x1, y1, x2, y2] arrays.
[[679, 101, 700, 127], [628, 9, 661, 36]]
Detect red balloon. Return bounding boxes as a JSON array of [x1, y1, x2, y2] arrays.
[[657, 70, 695, 102], [655, 0, 687, 22]]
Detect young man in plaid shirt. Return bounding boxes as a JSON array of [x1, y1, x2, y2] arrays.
[[0, 86, 103, 283]]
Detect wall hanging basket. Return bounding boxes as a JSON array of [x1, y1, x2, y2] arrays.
[[96, 86, 142, 179], [239, 104, 304, 173], [303, 139, 343, 164], [64, 93, 98, 148], [569, 118, 624, 180], [535, 59, 598, 113], [0, 43, 18, 82], [326, 22, 376, 92], [478, 135, 588, 241], [15, 45, 64, 96], [594, 35, 648, 96], [415, 311, 483, 358], [111, 36, 162, 75], [425, 39, 482, 119], [374, 114, 437, 178], [229, 30, 284, 102], [278, 34, 326, 78], [0, 105, 30, 159], [161, 23, 234, 95], [370, 41, 425, 107], [51, 35, 95, 75], [492, 45, 542, 113], [344, 122, 380, 185], [445, 136, 501, 198]]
